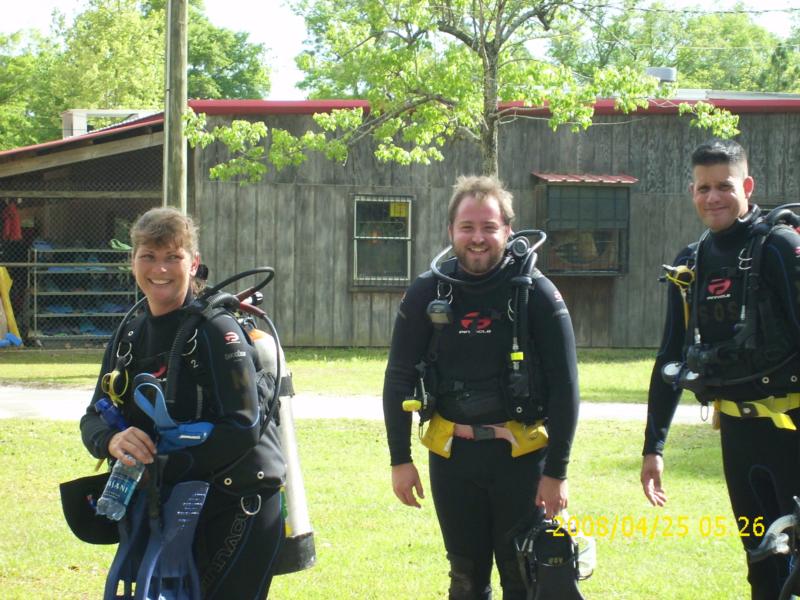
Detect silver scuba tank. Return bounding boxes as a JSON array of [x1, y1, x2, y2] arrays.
[[250, 328, 316, 574]]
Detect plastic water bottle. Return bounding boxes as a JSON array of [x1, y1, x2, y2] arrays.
[[95, 397, 128, 431], [574, 531, 597, 580], [96, 457, 145, 521], [559, 510, 596, 580]]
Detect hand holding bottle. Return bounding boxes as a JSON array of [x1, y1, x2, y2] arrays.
[[97, 427, 156, 521], [108, 427, 157, 467]]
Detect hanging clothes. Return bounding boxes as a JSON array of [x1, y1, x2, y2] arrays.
[[2, 202, 22, 241]]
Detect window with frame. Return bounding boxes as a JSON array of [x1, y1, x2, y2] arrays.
[[352, 195, 412, 286], [542, 185, 629, 275]]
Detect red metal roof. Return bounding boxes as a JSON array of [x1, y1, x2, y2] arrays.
[[532, 172, 639, 184], [189, 99, 370, 115], [0, 113, 163, 160], [3, 95, 800, 163], [191, 96, 800, 117], [0, 99, 372, 161], [502, 97, 800, 116]]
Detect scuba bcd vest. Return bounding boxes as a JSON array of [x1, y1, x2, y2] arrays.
[[662, 203, 800, 402], [114, 267, 288, 419], [110, 267, 289, 493], [404, 230, 549, 425]]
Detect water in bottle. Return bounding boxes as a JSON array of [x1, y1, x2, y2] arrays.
[[574, 531, 597, 580], [96, 457, 145, 521]]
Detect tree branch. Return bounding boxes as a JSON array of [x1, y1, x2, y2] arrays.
[[344, 93, 457, 146]]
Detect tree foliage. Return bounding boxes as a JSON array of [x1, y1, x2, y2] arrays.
[[186, 15, 270, 99], [189, 0, 739, 181], [52, 0, 165, 109], [548, 1, 800, 92], [144, 0, 271, 99], [0, 0, 270, 150], [295, 0, 682, 175], [0, 33, 53, 149]]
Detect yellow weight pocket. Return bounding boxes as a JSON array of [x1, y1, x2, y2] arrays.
[[506, 420, 548, 458], [421, 413, 455, 458]]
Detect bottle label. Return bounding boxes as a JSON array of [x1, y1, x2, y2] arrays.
[[102, 463, 142, 507], [103, 474, 137, 505]]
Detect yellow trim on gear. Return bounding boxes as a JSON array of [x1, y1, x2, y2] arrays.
[[663, 264, 695, 328], [0, 267, 20, 339], [420, 413, 455, 458], [716, 395, 800, 431], [420, 413, 548, 458], [505, 419, 548, 457]]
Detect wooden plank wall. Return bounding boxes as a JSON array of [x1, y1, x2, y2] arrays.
[[192, 111, 800, 348]]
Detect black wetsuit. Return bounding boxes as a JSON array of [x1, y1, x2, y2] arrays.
[[644, 207, 800, 600], [80, 300, 285, 600], [384, 258, 579, 600]]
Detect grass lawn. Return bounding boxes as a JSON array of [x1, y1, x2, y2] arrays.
[[0, 347, 663, 403], [0, 419, 747, 599]]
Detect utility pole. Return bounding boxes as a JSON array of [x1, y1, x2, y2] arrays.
[[163, 0, 188, 211]]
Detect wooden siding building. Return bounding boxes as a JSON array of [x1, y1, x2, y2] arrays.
[[2, 96, 800, 348]]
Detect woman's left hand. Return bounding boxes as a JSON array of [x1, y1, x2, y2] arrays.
[[108, 427, 157, 466]]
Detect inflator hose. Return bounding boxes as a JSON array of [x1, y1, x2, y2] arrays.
[[429, 230, 546, 287], [765, 203, 800, 228]]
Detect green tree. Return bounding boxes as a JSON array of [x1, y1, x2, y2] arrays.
[[144, 0, 271, 98], [52, 0, 165, 109], [0, 33, 53, 150], [548, 2, 791, 92], [188, 0, 738, 181], [9, 0, 167, 144], [186, 12, 270, 98], [756, 33, 800, 93], [678, 9, 780, 90], [0, 0, 270, 149], [546, 1, 691, 79], [297, 0, 676, 176]]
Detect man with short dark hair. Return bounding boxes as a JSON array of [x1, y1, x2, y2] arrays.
[[384, 174, 580, 599], [641, 139, 800, 598]]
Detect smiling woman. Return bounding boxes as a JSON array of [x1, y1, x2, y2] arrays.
[[75, 206, 287, 599], [130, 209, 200, 316]]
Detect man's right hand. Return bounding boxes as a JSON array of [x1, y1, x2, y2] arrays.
[[641, 453, 667, 507], [392, 462, 425, 508]]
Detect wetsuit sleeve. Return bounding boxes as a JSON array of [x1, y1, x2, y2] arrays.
[[162, 312, 263, 482], [382, 276, 435, 466], [762, 227, 800, 342], [642, 246, 693, 456], [79, 341, 119, 459], [529, 277, 579, 480]]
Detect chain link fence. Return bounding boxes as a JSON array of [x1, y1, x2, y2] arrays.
[[0, 146, 162, 347]]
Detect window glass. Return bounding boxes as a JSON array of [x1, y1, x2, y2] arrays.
[[353, 196, 412, 285], [544, 186, 629, 274]]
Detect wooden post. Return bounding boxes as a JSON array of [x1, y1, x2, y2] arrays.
[[163, 0, 188, 212]]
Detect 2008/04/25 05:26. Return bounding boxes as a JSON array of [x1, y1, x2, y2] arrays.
[[552, 514, 766, 540]]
